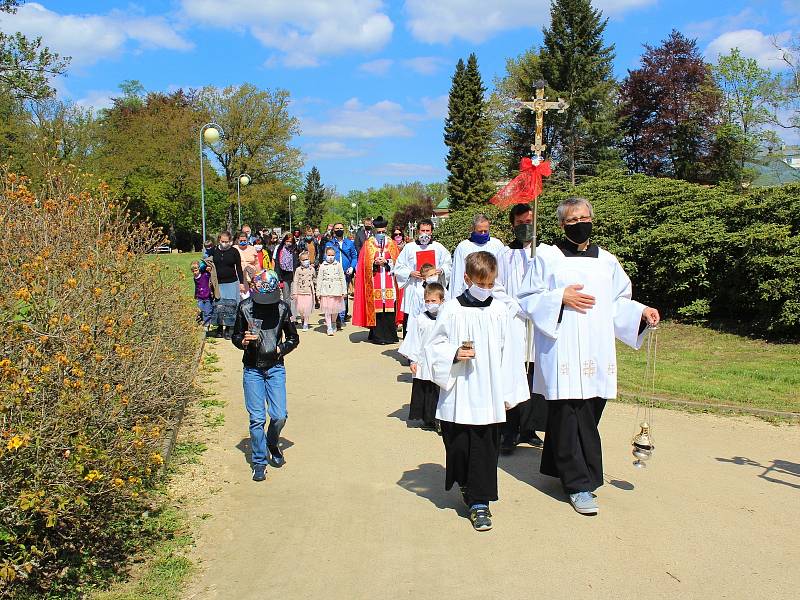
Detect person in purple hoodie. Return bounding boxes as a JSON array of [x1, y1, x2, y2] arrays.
[[192, 260, 214, 327]]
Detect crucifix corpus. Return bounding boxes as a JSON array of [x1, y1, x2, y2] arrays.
[[518, 80, 569, 365], [518, 79, 569, 164]]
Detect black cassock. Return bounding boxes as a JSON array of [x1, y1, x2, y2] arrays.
[[440, 421, 501, 506]]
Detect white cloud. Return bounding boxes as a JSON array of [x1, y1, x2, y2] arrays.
[[404, 0, 653, 44], [302, 98, 416, 139], [369, 162, 445, 178], [359, 58, 394, 75], [181, 0, 392, 67], [686, 9, 768, 41], [307, 141, 367, 159], [74, 90, 115, 112], [0, 3, 192, 67], [421, 95, 448, 120], [401, 56, 447, 75], [706, 29, 793, 69]]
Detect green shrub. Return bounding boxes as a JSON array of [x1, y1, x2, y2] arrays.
[[0, 169, 200, 596]]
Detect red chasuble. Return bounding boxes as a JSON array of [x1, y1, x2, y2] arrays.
[[353, 237, 402, 328]]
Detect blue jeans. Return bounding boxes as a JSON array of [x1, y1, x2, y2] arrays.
[[196, 299, 214, 325], [243, 365, 288, 467], [338, 273, 353, 323]]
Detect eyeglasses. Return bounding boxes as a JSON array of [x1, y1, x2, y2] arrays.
[[563, 216, 593, 225]]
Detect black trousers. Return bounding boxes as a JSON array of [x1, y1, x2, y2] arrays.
[[502, 363, 548, 440], [409, 379, 438, 424], [440, 421, 501, 505], [540, 398, 606, 495]]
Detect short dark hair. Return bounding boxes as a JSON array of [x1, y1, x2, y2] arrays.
[[509, 203, 532, 224], [418, 218, 434, 229]]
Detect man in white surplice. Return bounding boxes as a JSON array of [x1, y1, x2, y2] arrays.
[[393, 219, 452, 335], [446, 213, 505, 300], [496, 203, 548, 454], [518, 197, 660, 517]]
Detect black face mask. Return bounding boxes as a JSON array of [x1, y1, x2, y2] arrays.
[[513, 223, 535, 243], [335, 229, 345, 238], [564, 221, 592, 245]]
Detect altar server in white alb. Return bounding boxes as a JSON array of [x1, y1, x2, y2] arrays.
[[393, 219, 452, 335], [496, 203, 547, 453], [518, 197, 659, 517], [426, 252, 529, 532], [398, 282, 446, 430], [446, 213, 505, 300]]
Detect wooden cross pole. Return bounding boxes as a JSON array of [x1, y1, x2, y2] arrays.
[[517, 80, 569, 365]]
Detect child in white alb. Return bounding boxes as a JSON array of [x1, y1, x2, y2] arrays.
[[399, 282, 445, 430]]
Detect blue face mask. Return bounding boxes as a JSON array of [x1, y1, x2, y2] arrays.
[[374, 233, 386, 245], [470, 231, 490, 245]]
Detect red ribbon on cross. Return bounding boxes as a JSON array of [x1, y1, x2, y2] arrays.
[[490, 157, 552, 208]]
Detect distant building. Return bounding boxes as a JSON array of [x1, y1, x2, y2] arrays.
[[746, 146, 800, 187], [433, 197, 450, 219]]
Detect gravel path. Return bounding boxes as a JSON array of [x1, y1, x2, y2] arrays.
[[183, 320, 799, 600]]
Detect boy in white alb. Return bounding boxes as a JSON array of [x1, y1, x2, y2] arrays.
[[399, 282, 446, 430], [426, 252, 529, 531]]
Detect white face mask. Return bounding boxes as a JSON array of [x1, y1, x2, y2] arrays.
[[425, 302, 441, 315], [468, 283, 492, 302], [301, 259, 310, 267], [425, 276, 439, 284], [254, 244, 263, 252], [418, 233, 432, 246], [220, 241, 232, 250], [325, 255, 335, 263]]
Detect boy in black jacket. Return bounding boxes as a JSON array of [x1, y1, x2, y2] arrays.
[[232, 269, 300, 481]]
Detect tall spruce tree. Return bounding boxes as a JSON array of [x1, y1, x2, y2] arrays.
[[303, 166, 325, 227], [444, 54, 494, 210], [540, 0, 617, 185]]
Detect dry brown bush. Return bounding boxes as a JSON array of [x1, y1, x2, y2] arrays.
[[0, 167, 200, 596]]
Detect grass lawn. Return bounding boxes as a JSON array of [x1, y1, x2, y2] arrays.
[[616, 322, 800, 415], [148, 252, 202, 299]]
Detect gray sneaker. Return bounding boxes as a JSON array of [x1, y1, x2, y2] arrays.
[[569, 492, 598, 515]]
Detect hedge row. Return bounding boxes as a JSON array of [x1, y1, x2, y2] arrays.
[[0, 169, 201, 597], [434, 171, 800, 339]]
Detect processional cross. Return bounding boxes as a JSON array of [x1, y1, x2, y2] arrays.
[[518, 80, 569, 163], [516, 80, 569, 365]]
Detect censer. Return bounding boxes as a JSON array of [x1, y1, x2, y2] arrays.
[[631, 325, 659, 468]]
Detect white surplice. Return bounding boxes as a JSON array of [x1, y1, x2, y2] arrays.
[[518, 244, 648, 401], [398, 312, 438, 381], [425, 297, 530, 425], [394, 241, 452, 317], [446, 237, 506, 300], [497, 243, 538, 361]]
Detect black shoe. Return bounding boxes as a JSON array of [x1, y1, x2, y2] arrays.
[[223, 327, 232, 340], [469, 505, 493, 531], [214, 327, 224, 338], [500, 434, 517, 456], [252, 464, 267, 481], [420, 422, 436, 431], [519, 432, 544, 448], [268, 445, 285, 468]]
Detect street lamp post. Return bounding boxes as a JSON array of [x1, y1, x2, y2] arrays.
[[289, 193, 297, 233], [236, 173, 251, 231], [199, 122, 223, 243], [351, 202, 359, 225]]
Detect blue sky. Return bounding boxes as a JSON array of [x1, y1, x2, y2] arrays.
[[0, 1, 797, 193]]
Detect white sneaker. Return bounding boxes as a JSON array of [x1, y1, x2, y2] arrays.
[[569, 492, 598, 515], [327, 327, 334, 336]]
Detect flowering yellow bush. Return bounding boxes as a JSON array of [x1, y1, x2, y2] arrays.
[[0, 168, 200, 595]]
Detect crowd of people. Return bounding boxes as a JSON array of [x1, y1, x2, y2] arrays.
[[194, 199, 660, 532]]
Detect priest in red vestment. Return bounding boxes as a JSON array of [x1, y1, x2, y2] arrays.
[[352, 216, 402, 344]]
